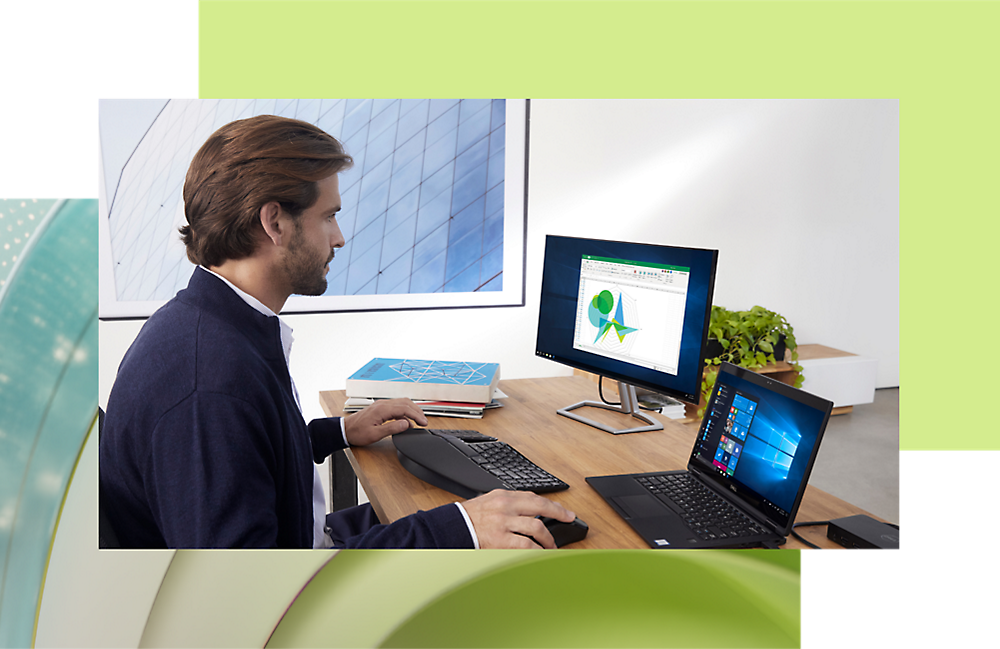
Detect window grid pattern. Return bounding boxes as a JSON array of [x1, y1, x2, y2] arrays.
[[105, 99, 505, 302]]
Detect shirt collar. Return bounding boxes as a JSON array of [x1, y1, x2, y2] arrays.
[[199, 266, 294, 365]]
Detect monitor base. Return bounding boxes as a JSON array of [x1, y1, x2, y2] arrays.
[[557, 382, 664, 434]]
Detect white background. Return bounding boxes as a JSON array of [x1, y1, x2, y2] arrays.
[[2, 1, 982, 648]]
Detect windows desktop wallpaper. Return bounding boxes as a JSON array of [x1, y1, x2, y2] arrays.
[[707, 371, 827, 513]]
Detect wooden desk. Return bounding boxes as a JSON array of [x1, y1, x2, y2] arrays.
[[320, 376, 879, 549]]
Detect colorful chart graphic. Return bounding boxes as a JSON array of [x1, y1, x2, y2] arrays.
[[588, 289, 639, 345]]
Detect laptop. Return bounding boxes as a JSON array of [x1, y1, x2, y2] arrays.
[[587, 362, 833, 548]]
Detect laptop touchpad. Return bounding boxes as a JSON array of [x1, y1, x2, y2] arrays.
[[612, 495, 669, 519]]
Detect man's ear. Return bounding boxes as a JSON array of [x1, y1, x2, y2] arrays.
[[259, 201, 286, 247]]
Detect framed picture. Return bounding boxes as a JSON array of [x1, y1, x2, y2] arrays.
[[98, 98, 528, 318]]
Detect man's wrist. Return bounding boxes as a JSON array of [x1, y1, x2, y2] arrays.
[[454, 502, 480, 549], [340, 417, 349, 447]]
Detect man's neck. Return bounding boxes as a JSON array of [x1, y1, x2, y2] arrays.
[[208, 257, 289, 314]]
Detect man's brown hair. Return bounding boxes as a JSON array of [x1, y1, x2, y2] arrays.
[[180, 115, 353, 267]]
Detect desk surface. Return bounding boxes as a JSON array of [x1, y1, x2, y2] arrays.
[[320, 376, 878, 549]]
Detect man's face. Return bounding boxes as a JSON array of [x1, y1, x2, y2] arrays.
[[281, 173, 345, 296]]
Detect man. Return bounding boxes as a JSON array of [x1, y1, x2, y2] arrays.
[[100, 114, 574, 549]]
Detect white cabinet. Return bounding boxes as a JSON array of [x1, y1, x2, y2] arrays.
[[796, 345, 878, 413]]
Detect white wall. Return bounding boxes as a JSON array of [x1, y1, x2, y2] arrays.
[[99, 99, 899, 427]]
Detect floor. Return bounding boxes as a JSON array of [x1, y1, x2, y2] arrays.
[[806, 387, 900, 523]]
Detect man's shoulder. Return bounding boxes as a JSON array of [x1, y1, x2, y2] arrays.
[[119, 293, 265, 388], [120, 298, 198, 370], [110, 271, 283, 419]]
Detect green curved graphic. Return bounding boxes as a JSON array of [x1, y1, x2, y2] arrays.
[[0, 199, 98, 647], [382, 551, 798, 648], [267, 550, 799, 648]]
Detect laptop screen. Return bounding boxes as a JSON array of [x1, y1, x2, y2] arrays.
[[689, 363, 831, 533]]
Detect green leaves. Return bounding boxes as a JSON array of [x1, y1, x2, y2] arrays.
[[702, 304, 804, 407]]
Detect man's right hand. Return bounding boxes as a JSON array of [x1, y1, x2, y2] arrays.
[[461, 489, 576, 549], [343, 398, 427, 446]]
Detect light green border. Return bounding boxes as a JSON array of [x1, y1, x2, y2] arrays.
[[200, 0, 999, 450]]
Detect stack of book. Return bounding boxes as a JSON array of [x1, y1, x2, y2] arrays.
[[635, 389, 688, 420], [656, 397, 688, 420], [344, 358, 501, 419]]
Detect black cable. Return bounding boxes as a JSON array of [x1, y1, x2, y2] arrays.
[[790, 520, 830, 549], [597, 376, 660, 413]]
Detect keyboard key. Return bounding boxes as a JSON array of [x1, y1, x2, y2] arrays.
[[468, 440, 568, 493], [634, 474, 764, 541]]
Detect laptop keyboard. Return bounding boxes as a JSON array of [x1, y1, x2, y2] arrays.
[[635, 473, 768, 541]]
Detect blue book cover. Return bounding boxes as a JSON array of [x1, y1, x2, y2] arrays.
[[346, 358, 500, 403]]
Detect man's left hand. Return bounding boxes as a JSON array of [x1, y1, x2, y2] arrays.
[[344, 398, 428, 446]]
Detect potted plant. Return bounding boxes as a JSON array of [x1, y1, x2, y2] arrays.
[[698, 305, 803, 417]]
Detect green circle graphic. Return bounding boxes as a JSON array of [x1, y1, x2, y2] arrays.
[[594, 290, 614, 315]]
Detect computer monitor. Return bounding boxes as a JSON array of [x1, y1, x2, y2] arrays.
[[535, 235, 718, 434]]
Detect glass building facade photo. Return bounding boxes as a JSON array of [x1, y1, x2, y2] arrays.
[[100, 98, 524, 316]]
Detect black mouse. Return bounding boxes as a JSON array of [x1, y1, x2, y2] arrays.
[[538, 516, 589, 547]]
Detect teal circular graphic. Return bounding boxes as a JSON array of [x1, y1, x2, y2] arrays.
[[0, 199, 98, 647], [588, 289, 614, 328]]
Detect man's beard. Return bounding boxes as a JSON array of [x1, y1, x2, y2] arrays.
[[283, 226, 332, 296]]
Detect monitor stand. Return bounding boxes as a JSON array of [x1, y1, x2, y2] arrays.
[[557, 381, 664, 435]]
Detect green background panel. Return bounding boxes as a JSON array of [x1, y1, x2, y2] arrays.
[[199, 0, 999, 450]]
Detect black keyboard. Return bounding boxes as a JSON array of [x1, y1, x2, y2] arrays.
[[635, 473, 767, 541], [466, 439, 568, 492], [429, 430, 568, 492], [392, 428, 569, 498]]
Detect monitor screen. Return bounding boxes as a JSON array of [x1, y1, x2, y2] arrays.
[[535, 235, 718, 404]]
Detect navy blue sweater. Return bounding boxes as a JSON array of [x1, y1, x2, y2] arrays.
[[100, 267, 472, 548]]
